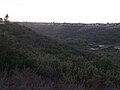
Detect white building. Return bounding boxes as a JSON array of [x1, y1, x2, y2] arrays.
[[90, 48, 99, 51], [114, 46, 120, 50]]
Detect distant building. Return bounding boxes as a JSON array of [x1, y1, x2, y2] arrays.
[[90, 48, 99, 51], [98, 44, 112, 49], [0, 18, 5, 24], [98, 45, 105, 48], [114, 46, 120, 50]]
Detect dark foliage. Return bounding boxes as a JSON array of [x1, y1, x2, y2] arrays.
[[0, 23, 120, 89]]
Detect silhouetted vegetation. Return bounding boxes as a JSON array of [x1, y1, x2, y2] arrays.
[[0, 23, 120, 90]]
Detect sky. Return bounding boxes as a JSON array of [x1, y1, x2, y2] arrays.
[[0, 0, 120, 23]]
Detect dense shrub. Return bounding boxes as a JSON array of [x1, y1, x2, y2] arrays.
[[0, 23, 120, 89]]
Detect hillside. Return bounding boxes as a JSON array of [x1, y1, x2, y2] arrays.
[[19, 22, 120, 45], [0, 22, 93, 77], [0, 22, 120, 90], [0, 22, 71, 54], [0, 22, 92, 61]]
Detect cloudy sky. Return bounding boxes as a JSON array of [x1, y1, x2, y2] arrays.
[[0, 0, 120, 23]]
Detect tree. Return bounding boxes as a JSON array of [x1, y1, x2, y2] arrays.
[[4, 14, 9, 21]]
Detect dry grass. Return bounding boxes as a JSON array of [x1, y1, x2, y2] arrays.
[[0, 69, 119, 90]]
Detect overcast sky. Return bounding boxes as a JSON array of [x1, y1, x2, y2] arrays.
[[0, 0, 120, 23]]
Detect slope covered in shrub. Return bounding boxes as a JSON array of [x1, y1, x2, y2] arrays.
[[0, 22, 120, 89]]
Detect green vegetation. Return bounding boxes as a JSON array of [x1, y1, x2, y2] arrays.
[[20, 22, 120, 47], [0, 22, 120, 89]]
